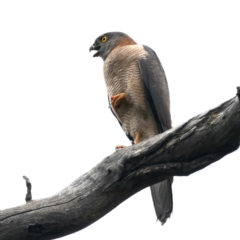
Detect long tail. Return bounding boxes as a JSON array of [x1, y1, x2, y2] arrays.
[[150, 178, 173, 225]]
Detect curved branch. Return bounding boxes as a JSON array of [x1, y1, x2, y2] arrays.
[[0, 95, 240, 240]]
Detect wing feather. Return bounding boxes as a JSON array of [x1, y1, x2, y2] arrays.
[[138, 45, 173, 224], [138, 45, 171, 132]]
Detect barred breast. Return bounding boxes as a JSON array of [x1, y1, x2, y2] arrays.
[[104, 45, 158, 141]]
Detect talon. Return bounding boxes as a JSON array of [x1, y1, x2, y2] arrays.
[[111, 93, 126, 110], [115, 145, 126, 150]]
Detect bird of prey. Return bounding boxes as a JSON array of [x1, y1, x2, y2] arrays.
[[90, 32, 172, 224]]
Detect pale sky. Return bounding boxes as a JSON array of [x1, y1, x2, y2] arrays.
[[0, 1, 240, 239]]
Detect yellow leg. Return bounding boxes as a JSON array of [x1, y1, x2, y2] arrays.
[[111, 93, 127, 110], [134, 132, 142, 144]]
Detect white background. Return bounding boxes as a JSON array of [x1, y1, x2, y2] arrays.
[[0, 1, 240, 239]]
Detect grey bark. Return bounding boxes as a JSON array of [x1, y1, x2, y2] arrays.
[[0, 94, 240, 240]]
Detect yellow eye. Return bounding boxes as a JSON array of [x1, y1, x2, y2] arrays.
[[101, 36, 108, 42]]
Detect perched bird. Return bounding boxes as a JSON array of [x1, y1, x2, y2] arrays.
[[23, 175, 32, 202], [90, 32, 172, 224]]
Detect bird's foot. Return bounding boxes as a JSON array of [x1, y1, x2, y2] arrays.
[[111, 93, 127, 110], [115, 145, 126, 150]]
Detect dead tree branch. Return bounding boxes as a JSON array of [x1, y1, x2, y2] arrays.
[[0, 94, 240, 240]]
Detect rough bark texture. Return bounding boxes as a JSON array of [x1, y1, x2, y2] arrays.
[[0, 95, 240, 240]]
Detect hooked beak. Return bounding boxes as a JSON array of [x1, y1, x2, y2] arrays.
[[89, 44, 101, 57]]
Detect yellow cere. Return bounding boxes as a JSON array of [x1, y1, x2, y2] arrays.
[[101, 36, 108, 42]]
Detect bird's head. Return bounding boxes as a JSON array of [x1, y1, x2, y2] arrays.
[[89, 32, 136, 60]]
